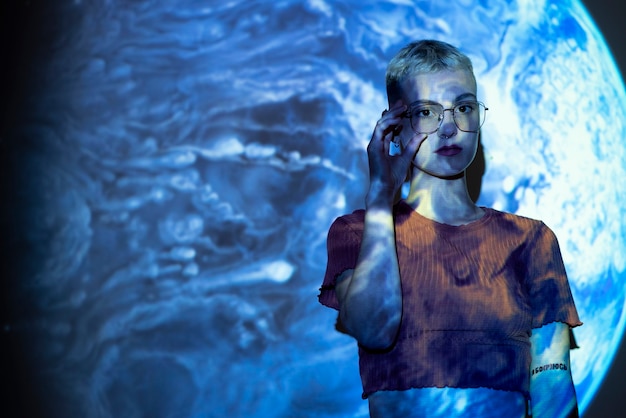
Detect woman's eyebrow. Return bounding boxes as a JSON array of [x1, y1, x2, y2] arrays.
[[408, 99, 438, 107], [455, 92, 477, 101], [408, 93, 478, 108]]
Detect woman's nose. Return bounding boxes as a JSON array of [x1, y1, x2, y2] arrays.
[[438, 109, 457, 138]]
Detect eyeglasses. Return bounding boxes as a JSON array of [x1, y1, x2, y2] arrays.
[[403, 101, 488, 134]]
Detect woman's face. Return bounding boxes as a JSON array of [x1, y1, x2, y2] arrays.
[[395, 70, 480, 179]]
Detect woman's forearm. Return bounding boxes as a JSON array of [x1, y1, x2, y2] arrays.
[[529, 323, 579, 418], [339, 203, 403, 350], [529, 372, 578, 418]]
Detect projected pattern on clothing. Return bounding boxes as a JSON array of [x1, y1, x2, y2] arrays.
[[319, 201, 581, 399]]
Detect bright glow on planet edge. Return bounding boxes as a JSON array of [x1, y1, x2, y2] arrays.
[[5, 0, 626, 417]]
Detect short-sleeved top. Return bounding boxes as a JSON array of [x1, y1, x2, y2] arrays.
[[318, 201, 582, 400]]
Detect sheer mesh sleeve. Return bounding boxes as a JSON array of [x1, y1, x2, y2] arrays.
[[524, 222, 582, 329], [318, 214, 364, 310]]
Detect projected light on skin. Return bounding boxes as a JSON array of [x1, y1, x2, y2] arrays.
[[7, 0, 625, 417]]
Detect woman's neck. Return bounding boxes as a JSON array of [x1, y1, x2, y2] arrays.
[[404, 171, 483, 226]]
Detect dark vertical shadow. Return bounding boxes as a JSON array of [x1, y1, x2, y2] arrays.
[[466, 133, 485, 204], [0, 1, 59, 416]]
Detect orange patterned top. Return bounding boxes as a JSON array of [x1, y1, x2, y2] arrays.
[[319, 201, 582, 399]]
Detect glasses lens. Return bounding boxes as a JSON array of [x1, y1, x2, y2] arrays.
[[453, 102, 485, 132], [409, 104, 443, 134]]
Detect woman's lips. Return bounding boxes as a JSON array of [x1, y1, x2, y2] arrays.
[[435, 145, 462, 156]]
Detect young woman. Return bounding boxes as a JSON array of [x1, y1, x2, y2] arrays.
[[319, 40, 582, 418]]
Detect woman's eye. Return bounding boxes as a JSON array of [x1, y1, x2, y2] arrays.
[[456, 104, 474, 114], [414, 108, 433, 118]]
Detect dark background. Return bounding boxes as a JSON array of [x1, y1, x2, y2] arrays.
[[1, 1, 625, 417]]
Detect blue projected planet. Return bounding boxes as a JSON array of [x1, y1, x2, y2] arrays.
[[6, 0, 626, 417]]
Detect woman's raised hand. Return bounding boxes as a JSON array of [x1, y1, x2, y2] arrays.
[[366, 100, 427, 208]]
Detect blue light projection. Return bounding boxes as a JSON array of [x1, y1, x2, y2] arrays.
[[3, 0, 626, 417]]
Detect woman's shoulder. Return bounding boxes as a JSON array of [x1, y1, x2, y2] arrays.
[[483, 207, 547, 230], [333, 201, 411, 226], [478, 208, 561, 246], [333, 208, 366, 225], [328, 209, 367, 239]]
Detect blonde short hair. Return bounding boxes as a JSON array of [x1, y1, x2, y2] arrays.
[[386, 40, 476, 101]]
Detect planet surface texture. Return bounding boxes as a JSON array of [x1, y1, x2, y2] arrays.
[[4, 0, 626, 417]]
